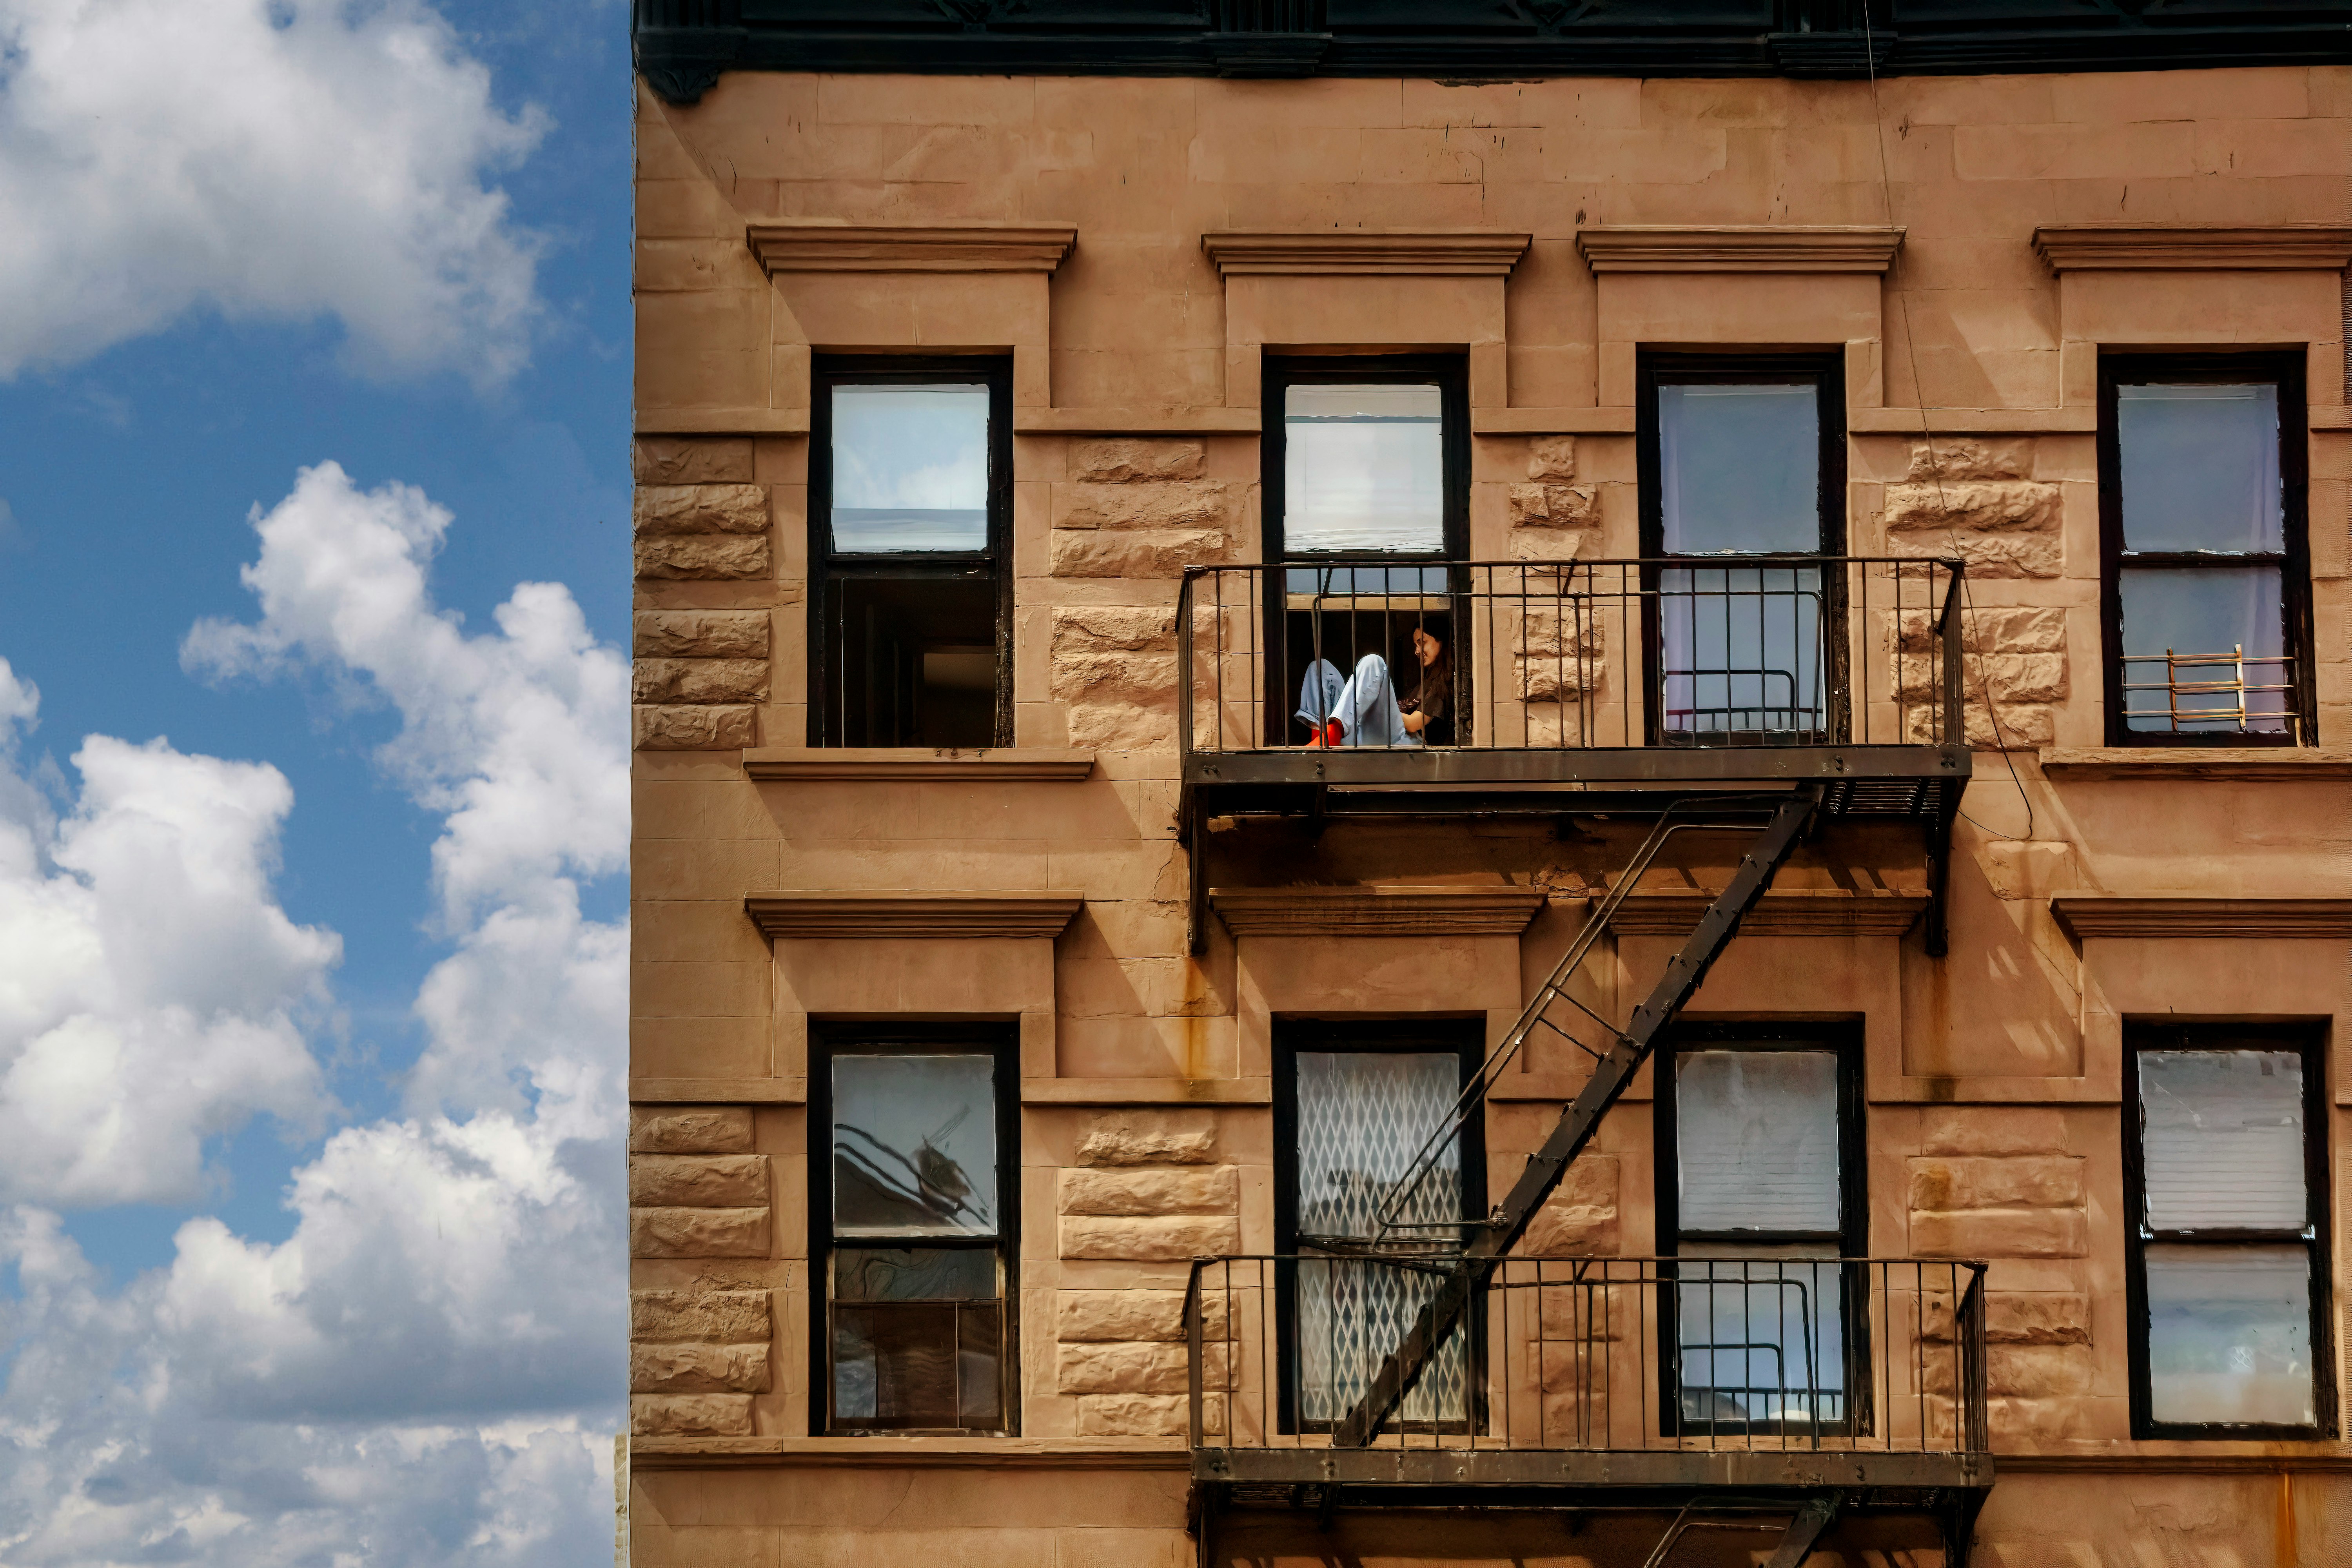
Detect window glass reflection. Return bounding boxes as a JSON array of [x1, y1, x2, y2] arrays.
[[1658, 384, 1819, 555], [2118, 383, 2282, 553], [2118, 567, 2287, 733], [1284, 384, 1445, 554], [2140, 1050, 2306, 1231], [2145, 1244, 2314, 1427], [831, 384, 991, 552], [1673, 1245, 1846, 1430], [833, 1053, 998, 1236], [1676, 1050, 1840, 1233]]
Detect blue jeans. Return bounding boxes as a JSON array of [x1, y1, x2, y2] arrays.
[[1296, 655, 1422, 747]]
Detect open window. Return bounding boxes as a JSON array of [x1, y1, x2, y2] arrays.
[[811, 357, 1011, 748], [2099, 354, 2313, 746], [1272, 1018, 1485, 1432], [1638, 353, 1846, 746], [1655, 1025, 1866, 1436], [1261, 356, 1468, 748], [810, 1026, 1018, 1434], [2125, 1025, 2331, 1437]]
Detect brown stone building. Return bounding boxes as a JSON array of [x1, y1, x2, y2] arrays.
[[624, 5, 2352, 1563]]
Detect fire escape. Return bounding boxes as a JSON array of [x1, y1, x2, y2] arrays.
[[1175, 557, 1992, 1566]]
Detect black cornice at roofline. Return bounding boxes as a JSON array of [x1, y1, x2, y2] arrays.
[[632, 1, 2352, 107]]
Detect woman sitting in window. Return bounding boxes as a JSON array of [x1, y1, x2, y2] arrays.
[[1296, 626, 1452, 747]]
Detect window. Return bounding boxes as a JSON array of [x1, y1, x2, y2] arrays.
[[1637, 354, 1846, 745], [1273, 1019, 1484, 1432], [2099, 354, 2312, 746], [811, 357, 1011, 748], [1654, 1026, 1865, 1434], [2125, 1026, 2330, 1437], [810, 1027, 1017, 1434], [1261, 357, 1468, 746]]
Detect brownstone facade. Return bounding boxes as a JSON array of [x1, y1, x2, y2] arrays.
[[629, 49, 2352, 1568]]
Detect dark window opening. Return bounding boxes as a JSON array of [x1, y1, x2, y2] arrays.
[[2099, 353, 2312, 747], [2125, 1024, 2332, 1439], [811, 1026, 1018, 1435], [811, 358, 1011, 748], [1261, 357, 1468, 748], [1655, 1024, 1867, 1438], [1637, 353, 1847, 747], [1272, 1018, 1485, 1434]]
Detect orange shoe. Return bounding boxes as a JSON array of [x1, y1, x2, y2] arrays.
[[1304, 719, 1343, 748]]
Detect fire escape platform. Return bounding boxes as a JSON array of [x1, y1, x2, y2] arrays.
[[1194, 1445, 1991, 1494]]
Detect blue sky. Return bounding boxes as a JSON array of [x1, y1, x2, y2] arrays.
[[0, 2, 636, 1560]]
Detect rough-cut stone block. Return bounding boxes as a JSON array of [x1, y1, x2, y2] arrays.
[[1527, 436, 1577, 480], [1889, 605, 2068, 656], [630, 1206, 774, 1259], [1926, 1344, 2094, 1399], [1983, 1396, 2093, 1442], [632, 658, 771, 705], [1910, 1208, 2086, 1259], [1056, 480, 1229, 532], [634, 483, 771, 537], [1517, 657, 1606, 701], [1079, 1110, 1217, 1167], [1907, 439, 2028, 482], [1059, 1166, 1239, 1217], [630, 1154, 772, 1208], [1054, 606, 1176, 653], [634, 610, 771, 660], [1507, 482, 1602, 528], [634, 703, 758, 751], [632, 1289, 773, 1344], [1909, 1156, 2085, 1212], [634, 437, 755, 486], [630, 1106, 755, 1154], [631, 1340, 773, 1394], [1049, 528, 1228, 579], [634, 535, 772, 581], [631, 1393, 753, 1437], [1980, 653, 2069, 704], [1071, 439, 1204, 484], [1925, 1291, 2090, 1346], [1050, 608, 1180, 751], [1883, 480, 2061, 534], [1522, 1156, 1621, 1256], [1077, 1393, 1201, 1437], [1889, 526, 2060, 580], [1060, 1215, 1241, 1261], [1508, 528, 1589, 562], [1921, 1109, 2067, 1158], [1056, 1289, 1231, 1343], [1962, 699, 2055, 749], [1057, 1341, 1232, 1396]]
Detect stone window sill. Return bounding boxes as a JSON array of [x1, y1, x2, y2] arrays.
[[742, 748, 1095, 782], [2039, 747, 2352, 781], [630, 1436, 1186, 1468]]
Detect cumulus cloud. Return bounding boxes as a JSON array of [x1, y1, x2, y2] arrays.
[[0, 464, 630, 1564], [0, 665, 338, 1207], [0, 0, 545, 382]]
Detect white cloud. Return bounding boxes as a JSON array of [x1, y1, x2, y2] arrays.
[[0, 671, 338, 1208], [0, 463, 631, 1563], [0, 0, 545, 383]]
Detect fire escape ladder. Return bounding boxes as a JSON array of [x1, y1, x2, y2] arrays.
[[1330, 786, 1825, 1449]]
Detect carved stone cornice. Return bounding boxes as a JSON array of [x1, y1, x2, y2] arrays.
[[1606, 890, 1928, 937], [2050, 898, 2352, 942], [1200, 231, 1531, 278], [2032, 225, 2352, 272], [747, 223, 1076, 275], [744, 892, 1084, 940], [742, 749, 1096, 782], [1210, 885, 1548, 937], [1575, 225, 1904, 274]]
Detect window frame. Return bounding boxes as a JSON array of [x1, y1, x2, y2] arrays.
[[2096, 350, 2314, 749], [808, 354, 1015, 749], [1270, 1014, 1488, 1436], [2122, 1021, 2334, 1441], [1652, 1020, 1869, 1439], [807, 1021, 1022, 1437], [1634, 350, 1851, 746]]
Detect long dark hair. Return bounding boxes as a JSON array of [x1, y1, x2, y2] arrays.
[[1405, 622, 1451, 706]]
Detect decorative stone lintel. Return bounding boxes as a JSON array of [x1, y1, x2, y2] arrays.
[[2038, 748, 2352, 781], [1201, 231, 1531, 277], [2049, 898, 2352, 942], [1575, 225, 1904, 274], [2032, 225, 2352, 272], [745, 891, 1085, 940], [1209, 884, 1549, 937], [1606, 889, 1929, 937], [742, 748, 1095, 782], [748, 222, 1077, 275]]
